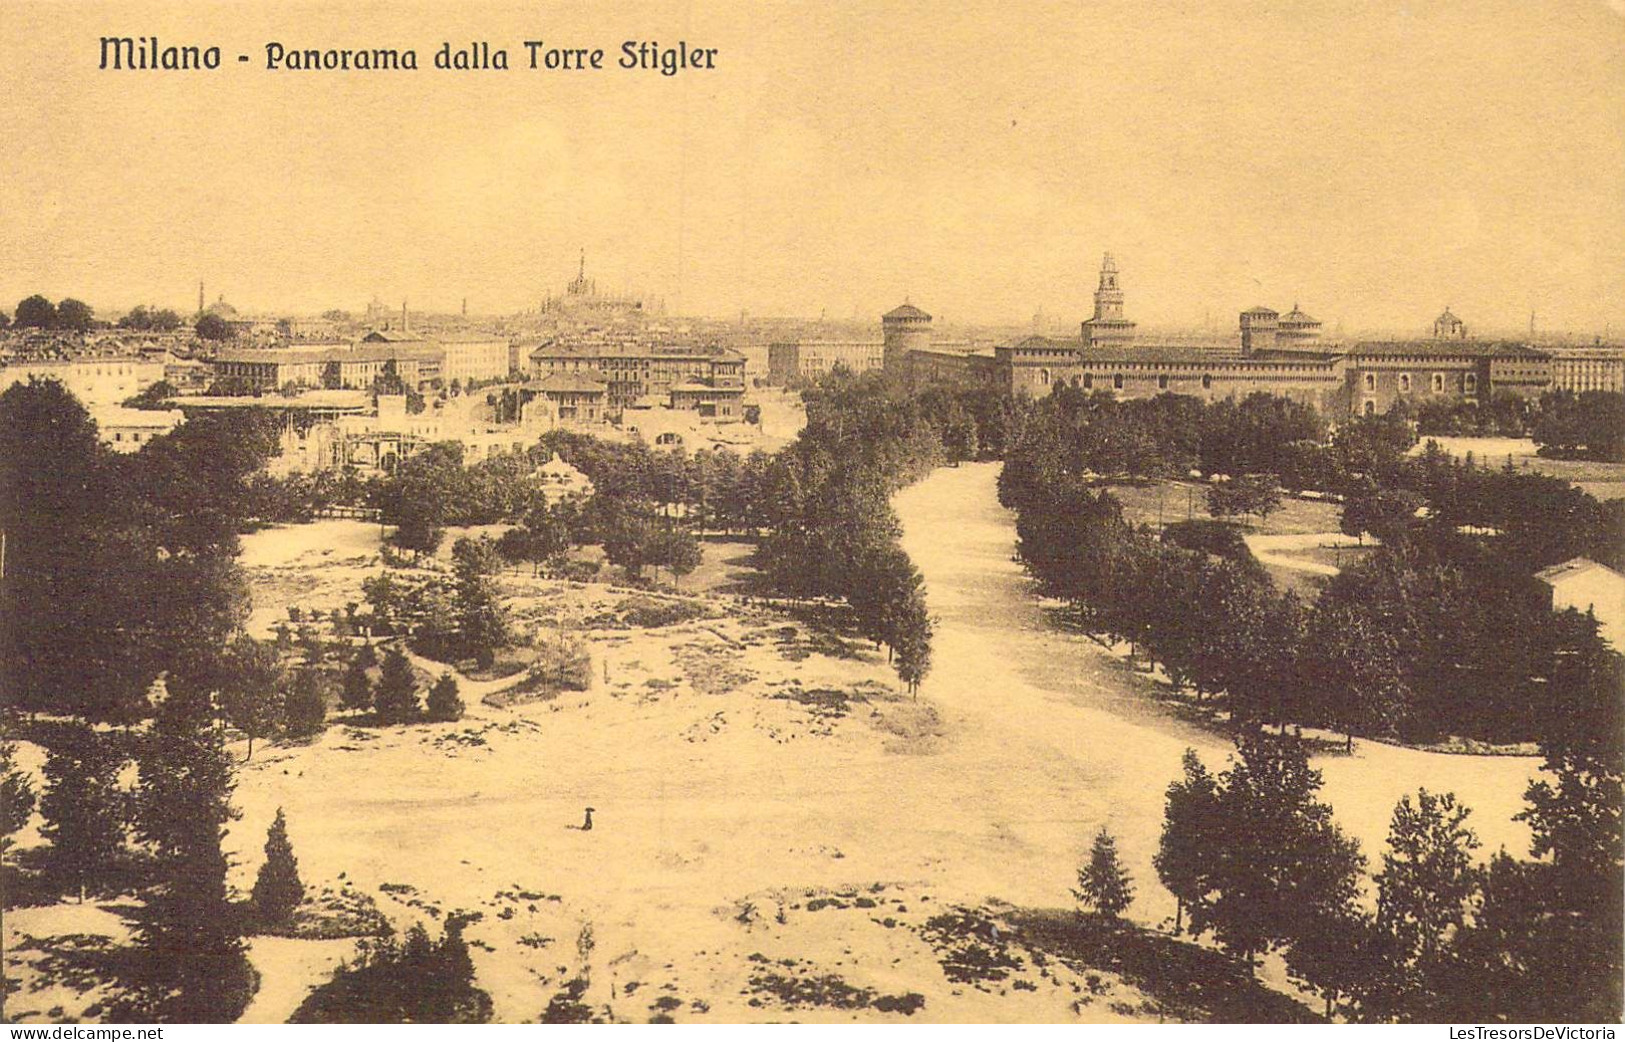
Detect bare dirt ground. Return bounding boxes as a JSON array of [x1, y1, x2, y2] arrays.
[[4, 463, 1545, 1024]]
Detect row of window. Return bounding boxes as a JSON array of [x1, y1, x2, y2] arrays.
[[1038, 369, 1216, 391], [1362, 371, 1477, 394]]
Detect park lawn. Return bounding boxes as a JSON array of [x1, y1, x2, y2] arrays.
[[1104, 479, 1344, 536]]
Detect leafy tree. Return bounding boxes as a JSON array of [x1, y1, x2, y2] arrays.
[[1156, 748, 1219, 933], [122, 379, 178, 410], [1353, 789, 1480, 1022], [374, 647, 421, 725], [196, 312, 234, 340], [56, 297, 94, 331], [1207, 473, 1281, 522], [39, 727, 128, 901], [220, 635, 286, 761], [0, 741, 37, 851], [251, 808, 305, 927], [14, 294, 57, 328], [1303, 603, 1410, 747], [426, 672, 465, 723], [1188, 735, 1365, 973], [1074, 825, 1135, 918]]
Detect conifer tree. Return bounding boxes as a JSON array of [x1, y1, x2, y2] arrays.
[[1074, 825, 1135, 919], [374, 646, 421, 725], [252, 808, 304, 927], [39, 727, 128, 901], [426, 672, 465, 723], [340, 655, 374, 712], [125, 717, 251, 1021], [284, 667, 328, 738]]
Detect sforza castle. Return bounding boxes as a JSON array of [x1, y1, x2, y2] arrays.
[[881, 254, 1566, 417]]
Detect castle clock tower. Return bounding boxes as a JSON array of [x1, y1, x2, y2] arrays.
[[1081, 252, 1137, 349]]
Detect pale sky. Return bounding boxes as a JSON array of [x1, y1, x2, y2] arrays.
[[3, 0, 1623, 334]]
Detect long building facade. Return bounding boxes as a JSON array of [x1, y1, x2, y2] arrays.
[[895, 255, 1562, 417]]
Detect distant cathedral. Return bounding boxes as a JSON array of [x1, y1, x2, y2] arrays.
[[543, 250, 644, 314], [1080, 253, 1137, 349]]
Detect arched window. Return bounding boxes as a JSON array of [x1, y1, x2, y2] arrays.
[[1039, 368, 1051, 386], [1083, 373, 1093, 390], [1158, 374, 1169, 390], [1201, 374, 1212, 390], [1113, 373, 1124, 390]]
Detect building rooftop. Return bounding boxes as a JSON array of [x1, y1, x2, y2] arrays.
[[884, 303, 932, 321], [1535, 557, 1625, 585], [216, 343, 443, 364], [1347, 340, 1548, 360]]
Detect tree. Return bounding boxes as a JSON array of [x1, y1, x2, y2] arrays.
[[125, 719, 251, 1022], [892, 590, 933, 696], [1188, 735, 1366, 973], [1074, 825, 1135, 918], [14, 294, 57, 328], [284, 667, 328, 738], [426, 672, 465, 723], [1207, 473, 1281, 523], [251, 808, 305, 927], [56, 297, 94, 332], [451, 536, 510, 664], [39, 727, 128, 901], [123, 379, 178, 410], [341, 655, 375, 712], [0, 741, 37, 851], [1354, 789, 1480, 1022], [196, 312, 234, 340], [220, 636, 286, 761], [653, 525, 702, 586], [374, 647, 421, 725], [289, 917, 492, 1023], [1155, 748, 1219, 933]]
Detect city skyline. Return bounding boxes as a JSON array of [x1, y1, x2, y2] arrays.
[[3, 1, 1623, 333]]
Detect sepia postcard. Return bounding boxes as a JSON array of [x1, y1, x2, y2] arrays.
[[1, 0, 1622, 1030]]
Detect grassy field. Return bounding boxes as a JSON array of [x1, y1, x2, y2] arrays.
[[1102, 479, 1344, 537], [1414, 436, 1625, 501]]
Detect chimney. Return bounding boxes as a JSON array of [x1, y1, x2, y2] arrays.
[[402, 300, 409, 333], [198, 280, 204, 316]]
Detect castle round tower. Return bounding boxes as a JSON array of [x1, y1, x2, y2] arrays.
[[882, 302, 933, 374]]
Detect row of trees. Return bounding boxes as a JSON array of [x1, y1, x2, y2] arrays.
[[11, 294, 96, 332], [27, 694, 256, 1020], [1533, 389, 1625, 461], [1005, 465, 1621, 745], [1153, 727, 1622, 1022]]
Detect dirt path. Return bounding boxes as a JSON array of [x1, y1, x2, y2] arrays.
[[894, 463, 1539, 925]]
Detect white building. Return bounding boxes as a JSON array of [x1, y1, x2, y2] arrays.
[[91, 405, 184, 451], [0, 356, 165, 407], [437, 333, 513, 386], [1536, 557, 1625, 650]]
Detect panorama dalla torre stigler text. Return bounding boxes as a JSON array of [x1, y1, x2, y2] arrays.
[[98, 36, 719, 75]]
